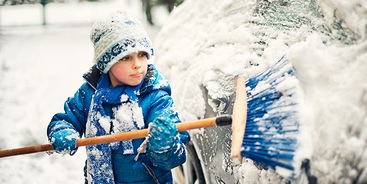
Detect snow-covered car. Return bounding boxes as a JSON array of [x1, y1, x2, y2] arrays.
[[153, 0, 367, 183]]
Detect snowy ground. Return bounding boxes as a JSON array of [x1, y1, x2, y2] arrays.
[[0, 24, 90, 184], [0, 1, 166, 183]]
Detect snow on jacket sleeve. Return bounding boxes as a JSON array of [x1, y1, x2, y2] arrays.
[[47, 83, 94, 141], [144, 89, 188, 170]]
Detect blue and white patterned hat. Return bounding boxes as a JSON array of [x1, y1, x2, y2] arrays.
[[90, 11, 154, 73]]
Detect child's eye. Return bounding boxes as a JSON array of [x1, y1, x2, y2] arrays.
[[120, 56, 129, 61], [138, 52, 148, 58]]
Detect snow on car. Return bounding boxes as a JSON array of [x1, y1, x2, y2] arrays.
[[154, 0, 367, 183]]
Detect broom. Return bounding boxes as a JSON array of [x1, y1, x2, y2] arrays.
[[0, 56, 303, 179], [231, 55, 303, 179], [0, 116, 232, 158]]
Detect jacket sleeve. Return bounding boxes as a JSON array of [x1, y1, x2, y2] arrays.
[[145, 90, 188, 170], [47, 83, 93, 139]]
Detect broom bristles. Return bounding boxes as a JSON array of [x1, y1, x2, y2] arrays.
[[241, 55, 302, 179]]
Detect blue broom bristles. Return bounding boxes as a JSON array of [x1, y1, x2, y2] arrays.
[[241, 55, 302, 178]]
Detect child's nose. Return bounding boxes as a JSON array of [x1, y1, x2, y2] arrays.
[[132, 57, 142, 69]]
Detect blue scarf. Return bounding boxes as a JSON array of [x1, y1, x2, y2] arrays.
[[85, 74, 144, 184]]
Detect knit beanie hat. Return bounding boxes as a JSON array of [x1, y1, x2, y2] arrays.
[[90, 11, 154, 73]]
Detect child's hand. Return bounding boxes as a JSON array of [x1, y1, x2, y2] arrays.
[[50, 128, 79, 154], [147, 117, 180, 153]]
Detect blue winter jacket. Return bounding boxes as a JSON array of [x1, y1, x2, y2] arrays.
[[47, 64, 188, 184]]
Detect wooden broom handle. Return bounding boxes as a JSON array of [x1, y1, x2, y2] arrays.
[[77, 117, 218, 147], [0, 116, 230, 158]]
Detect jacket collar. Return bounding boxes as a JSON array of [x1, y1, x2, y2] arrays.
[[82, 64, 102, 91]]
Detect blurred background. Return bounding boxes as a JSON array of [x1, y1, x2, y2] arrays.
[[0, 0, 185, 26]]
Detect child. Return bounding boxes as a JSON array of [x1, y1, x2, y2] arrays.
[[47, 11, 188, 184]]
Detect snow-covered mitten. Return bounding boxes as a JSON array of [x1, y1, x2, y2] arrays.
[[146, 117, 186, 170], [48, 121, 79, 154], [147, 117, 180, 153]]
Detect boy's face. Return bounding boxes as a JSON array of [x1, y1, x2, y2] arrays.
[[108, 51, 148, 87]]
